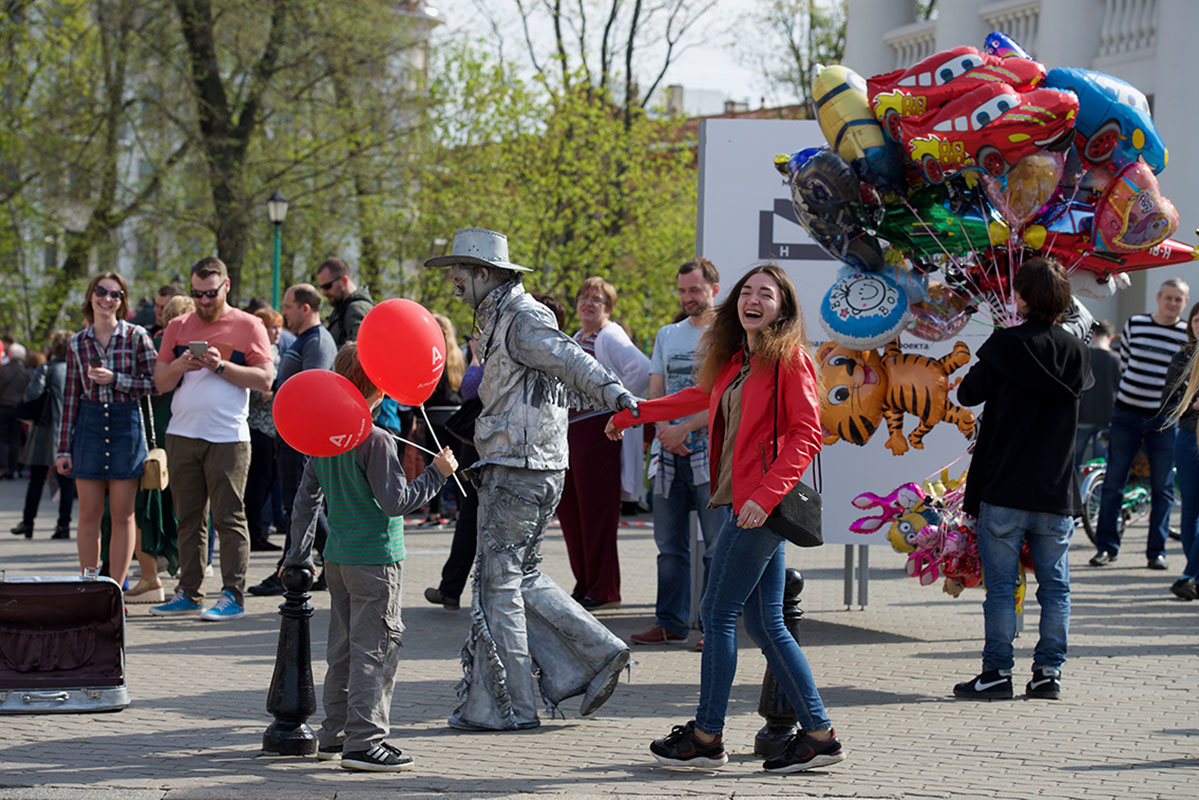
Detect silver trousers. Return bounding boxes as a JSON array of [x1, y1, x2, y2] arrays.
[[450, 465, 628, 730]]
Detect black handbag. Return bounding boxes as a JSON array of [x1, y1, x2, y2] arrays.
[[764, 361, 823, 547]]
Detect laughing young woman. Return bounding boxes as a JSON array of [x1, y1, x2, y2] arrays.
[[56, 272, 157, 593], [607, 263, 844, 774]]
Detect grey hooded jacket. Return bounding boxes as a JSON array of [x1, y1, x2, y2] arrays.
[[473, 281, 632, 471]]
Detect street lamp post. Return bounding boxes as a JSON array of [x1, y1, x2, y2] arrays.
[[267, 192, 289, 309]]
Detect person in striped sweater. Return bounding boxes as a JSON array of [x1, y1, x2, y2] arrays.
[[1090, 277, 1190, 570], [282, 342, 457, 772]]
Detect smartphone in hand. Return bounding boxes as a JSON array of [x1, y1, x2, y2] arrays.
[[88, 355, 103, 368], [188, 341, 208, 358]]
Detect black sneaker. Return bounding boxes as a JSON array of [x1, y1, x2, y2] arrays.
[[1171, 577, 1197, 601], [247, 574, 285, 597], [1088, 550, 1117, 567], [763, 728, 846, 773], [341, 741, 413, 772], [317, 743, 342, 761], [649, 721, 728, 768], [1025, 668, 1061, 700], [51, 524, 71, 540], [953, 669, 1013, 700]]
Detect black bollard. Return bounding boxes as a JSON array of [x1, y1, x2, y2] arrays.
[[263, 566, 318, 755], [754, 567, 804, 758]]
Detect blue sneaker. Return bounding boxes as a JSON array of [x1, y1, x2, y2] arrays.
[[148, 590, 203, 617], [199, 590, 245, 621]]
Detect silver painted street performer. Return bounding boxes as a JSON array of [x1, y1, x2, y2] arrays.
[[426, 228, 639, 731]]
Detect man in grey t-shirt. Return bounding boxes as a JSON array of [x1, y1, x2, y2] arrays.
[[630, 258, 729, 647], [249, 283, 338, 596]]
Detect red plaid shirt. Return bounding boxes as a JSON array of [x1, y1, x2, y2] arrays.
[[57, 320, 158, 457]]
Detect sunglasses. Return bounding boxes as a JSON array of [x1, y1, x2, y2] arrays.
[[92, 286, 124, 301], [319, 278, 340, 291], [190, 288, 222, 299]]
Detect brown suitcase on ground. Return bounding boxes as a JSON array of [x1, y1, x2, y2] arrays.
[[0, 571, 129, 713]]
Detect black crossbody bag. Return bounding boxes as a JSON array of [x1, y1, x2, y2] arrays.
[[764, 361, 823, 547]]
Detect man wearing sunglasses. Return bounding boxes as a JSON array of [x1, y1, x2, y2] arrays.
[[150, 257, 274, 622], [315, 258, 374, 348]]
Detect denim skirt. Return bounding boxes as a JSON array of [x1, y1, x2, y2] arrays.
[[70, 399, 146, 481]]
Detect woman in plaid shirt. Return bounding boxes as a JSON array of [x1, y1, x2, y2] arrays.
[[55, 272, 157, 591]]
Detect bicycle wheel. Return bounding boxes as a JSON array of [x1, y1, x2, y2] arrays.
[[1080, 468, 1104, 546]]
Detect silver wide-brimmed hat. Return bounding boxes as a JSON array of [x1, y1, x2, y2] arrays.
[[424, 228, 531, 273]]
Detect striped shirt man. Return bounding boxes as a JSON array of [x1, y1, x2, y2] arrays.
[[1115, 314, 1189, 412]]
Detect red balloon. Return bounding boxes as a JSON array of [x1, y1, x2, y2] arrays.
[[273, 370, 372, 457], [357, 298, 446, 405]]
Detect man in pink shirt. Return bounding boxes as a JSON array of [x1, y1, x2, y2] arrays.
[[149, 257, 274, 621]]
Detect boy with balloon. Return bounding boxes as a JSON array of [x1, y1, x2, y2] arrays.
[[278, 342, 457, 772]]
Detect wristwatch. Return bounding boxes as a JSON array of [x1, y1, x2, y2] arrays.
[[214, 360, 226, 375]]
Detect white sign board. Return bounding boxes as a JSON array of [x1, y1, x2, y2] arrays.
[[698, 118, 986, 547]]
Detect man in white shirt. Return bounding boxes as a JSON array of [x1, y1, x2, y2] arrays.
[[149, 257, 274, 621]]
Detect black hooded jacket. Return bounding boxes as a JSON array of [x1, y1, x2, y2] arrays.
[[958, 321, 1094, 517]]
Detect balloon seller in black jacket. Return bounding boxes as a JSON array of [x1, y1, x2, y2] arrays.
[[953, 257, 1094, 703]]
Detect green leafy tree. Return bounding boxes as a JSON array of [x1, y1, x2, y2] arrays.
[[399, 45, 697, 349], [742, 0, 847, 113]]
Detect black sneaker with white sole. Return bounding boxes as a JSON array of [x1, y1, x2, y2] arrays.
[[649, 721, 728, 768], [317, 744, 342, 761], [1025, 668, 1061, 700], [763, 728, 846, 773], [953, 668, 1013, 700], [340, 741, 414, 772]]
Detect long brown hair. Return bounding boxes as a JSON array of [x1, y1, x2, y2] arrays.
[[433, 313, 465, 392], [696, 263, 810, 389], [81, 272, 130, 324]]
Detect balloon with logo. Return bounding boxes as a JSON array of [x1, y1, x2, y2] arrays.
[[273, 370, 372, 457], [357, 298, 446, 406]]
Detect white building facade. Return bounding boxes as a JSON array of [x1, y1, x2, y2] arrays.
[[845, 0, 1199, 324]]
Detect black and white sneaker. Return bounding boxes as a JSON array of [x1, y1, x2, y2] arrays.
[[1025, 668, 1061, 700], [317, 743, 342, 761], [341, 741, 414, 772], [953, 669, 1013, 700], [649, 721, 728, 768], [763, 728, 846, 773]]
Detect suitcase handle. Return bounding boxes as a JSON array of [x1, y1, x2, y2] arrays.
[[20, 692, 70, 704]]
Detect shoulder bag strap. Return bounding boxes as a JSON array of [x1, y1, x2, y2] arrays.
[[141, 395, 157, 450]]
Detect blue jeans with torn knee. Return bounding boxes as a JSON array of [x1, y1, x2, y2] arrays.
[[694, 514, 830, 736]]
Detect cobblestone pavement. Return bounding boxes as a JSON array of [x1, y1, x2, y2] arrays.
[[0, 476, 1195, 800]]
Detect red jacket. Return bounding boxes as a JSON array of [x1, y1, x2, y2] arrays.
[[613, 346, 821, 515]]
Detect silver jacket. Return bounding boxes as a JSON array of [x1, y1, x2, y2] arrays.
[[473, 281, 632, 471]]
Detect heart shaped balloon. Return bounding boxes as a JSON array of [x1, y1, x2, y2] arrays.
[[1093, 159, 1179, 252]]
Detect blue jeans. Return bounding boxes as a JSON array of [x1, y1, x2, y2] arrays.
[[975, 502, 1072, 673], [1095, 407, 1176, 559], [1173, 429, 1199, 579], [695, 514, 830, 736], [651, 455, 727, 637]]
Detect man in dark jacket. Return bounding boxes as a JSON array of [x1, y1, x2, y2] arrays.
[[0, 344, 31, 479], [316, 258, 374, 347], [953, 257, 1093, 703]]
